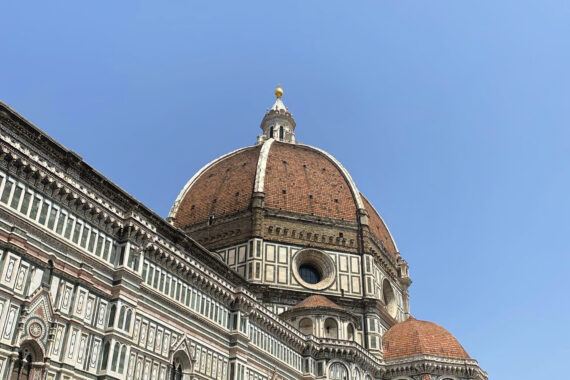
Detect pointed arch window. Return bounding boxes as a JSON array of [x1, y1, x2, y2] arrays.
[[108, 304, 116, 328], [118, 306, 126, 329], [111, 343, 120, 371], [269, 127, 274, 138], [118, 345, 127, 373], [125, 309, 132, 331], [279, 126, 284, 140], [100, 341, 110, 370]]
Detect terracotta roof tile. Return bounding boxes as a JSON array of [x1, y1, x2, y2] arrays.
[[264, 142, 358, 221], [361, 194, 398, 257], [174, 146, 261, 228], [382, 316, 470, 360], [292, 295, 343, 310]]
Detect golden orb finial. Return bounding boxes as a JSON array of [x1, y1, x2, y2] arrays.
[[275, 84, 283, 98]]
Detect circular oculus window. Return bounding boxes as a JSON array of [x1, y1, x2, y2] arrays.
[[292, 249, 336, 290]]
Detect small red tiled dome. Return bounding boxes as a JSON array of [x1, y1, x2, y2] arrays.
[[382, 316, 470, 360], [292, 295, 343, 310]]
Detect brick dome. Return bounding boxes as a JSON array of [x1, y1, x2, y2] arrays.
[[382, 316, 470, 360], [169, 139, 398, 257]]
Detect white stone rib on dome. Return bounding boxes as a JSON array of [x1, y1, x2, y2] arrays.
[[168, 146, 252, 219], [253, 138, 274, 193], [362, 194, 400, 252]]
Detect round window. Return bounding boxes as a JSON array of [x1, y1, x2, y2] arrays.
[[299, 264, 322, 284], [292, 249, 336, 290]]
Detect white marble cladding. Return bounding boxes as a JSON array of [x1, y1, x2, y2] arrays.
[[0, 169, 122, 268], [218, 240, 405, 321], [363, 255, 406, 322], [248, 324, 303, 372], [214, 241, 408, 321], [0, 248, 234, 380], [141, 258, 231, 330], [217, 240, 364, 297]]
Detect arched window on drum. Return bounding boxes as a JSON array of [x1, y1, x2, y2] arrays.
[[328, 362, 348, 380], [324, 318, 338, 339], [299, 318, 313, 335], [346, 323, 355, 341]]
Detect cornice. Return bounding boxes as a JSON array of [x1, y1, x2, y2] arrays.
[[383, 355, 488, 380], [279, 306, 361, 326]]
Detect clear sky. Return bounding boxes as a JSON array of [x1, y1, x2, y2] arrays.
[[2, 2, 569, 378]]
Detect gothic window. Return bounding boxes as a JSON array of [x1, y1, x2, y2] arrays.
[[125, 309, 132, 331], [100, 341, 110, 370], [108, 305, 116, 328], [279, 126, 284, 140], [118, 345, 127, 373], [17, 343, 43, 379], [111, 343, 120, 371], [171, 362, 183, 380], [11, 342, 44, 380], [118, 306, 126, 329], [269, 127, 274, 138], [10, 352, 32, 380]]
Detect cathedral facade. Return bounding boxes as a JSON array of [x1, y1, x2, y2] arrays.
[[0, 87, 487, 380]]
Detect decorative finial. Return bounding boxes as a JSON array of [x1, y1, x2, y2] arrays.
[[275, 84, 283, 99]]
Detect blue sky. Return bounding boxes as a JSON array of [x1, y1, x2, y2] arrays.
[[2, 1, 569, 378]]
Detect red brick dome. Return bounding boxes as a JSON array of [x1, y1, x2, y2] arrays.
[[382, 316, 470, 360], [169, 139, 398, 257]]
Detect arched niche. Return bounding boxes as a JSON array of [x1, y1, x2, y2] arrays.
[[170, 350, 193, 380], [382, 279, 397, 318], [328, 362, 348, 380], [10, 340, 44, 380], [324, 318, 338, 339], [299, 318, 313, 335], [347, 323, 355, 341]]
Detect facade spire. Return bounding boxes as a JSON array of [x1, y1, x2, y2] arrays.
[[257, 85, 296, 144]]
